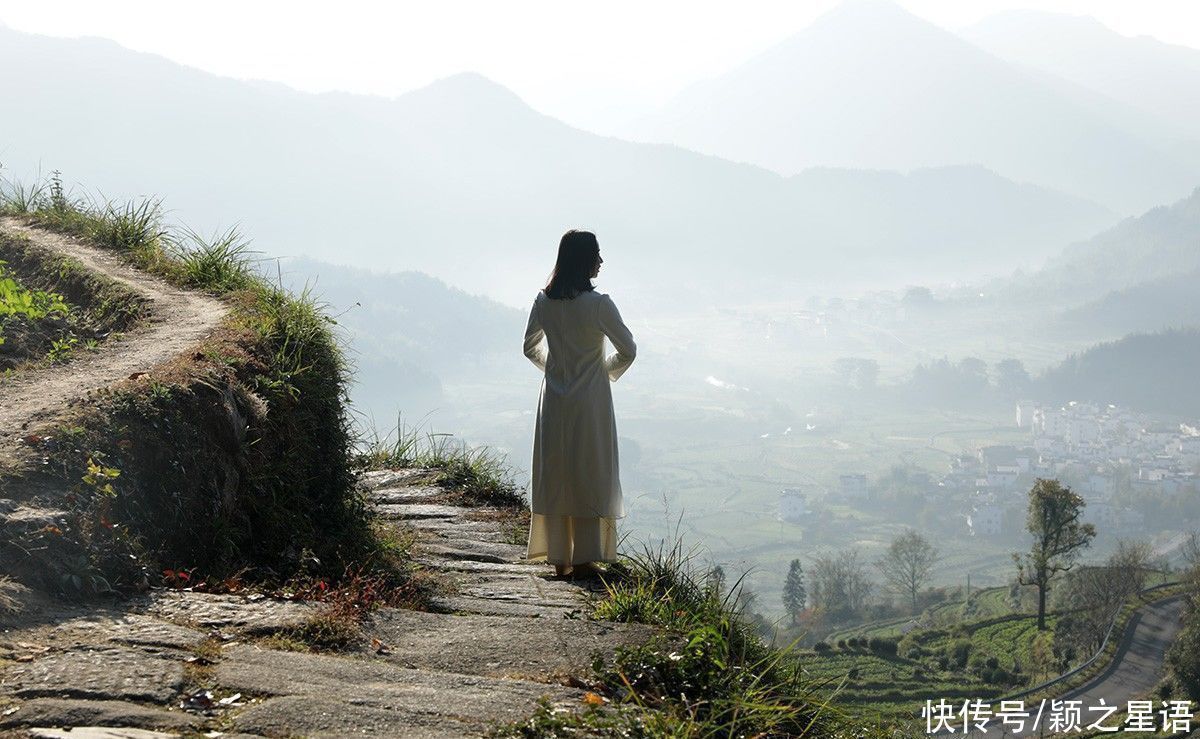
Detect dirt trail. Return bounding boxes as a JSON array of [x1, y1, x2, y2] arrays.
[[0, 217, 229, 455]]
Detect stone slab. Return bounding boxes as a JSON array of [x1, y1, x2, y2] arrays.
[[4, 646, 183, 703], [0, 698, 197, 731], [136, 591, 316, 634], [420, 539, 525, 564], [217, 643, 583, 736], [367, 608, 656, 679], [28, 728, 180, 739]]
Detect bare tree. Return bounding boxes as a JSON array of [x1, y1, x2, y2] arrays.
[[1182, 530, 1200, 576], [1014, 479, 1096, 630], [1107, 539, 1153, 600], [876, 529, 939, 613], [810, 549, 872, 623]]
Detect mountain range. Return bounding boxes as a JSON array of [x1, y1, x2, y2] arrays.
[[964, 10, 1200, 142], [1042, 187, 1200, 298], [629, 0, 1199, 215], [0, 21, 1117, 307]]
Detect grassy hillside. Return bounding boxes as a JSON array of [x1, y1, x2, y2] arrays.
[[0, 182, 421, 600]]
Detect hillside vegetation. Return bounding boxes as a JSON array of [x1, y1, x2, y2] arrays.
[[0, 178, 419, 600], [1, 220, 147, 371], [1040, 186, 1200, 298], [1038, 327, 1200, 416]]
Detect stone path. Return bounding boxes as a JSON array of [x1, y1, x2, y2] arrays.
[[0, 469, 653, 737]]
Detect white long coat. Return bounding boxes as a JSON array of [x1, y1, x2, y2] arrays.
[[523, 289, 636, 519]]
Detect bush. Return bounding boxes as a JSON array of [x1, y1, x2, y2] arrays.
[[868, 637, 898, 656], [813, 641, 831, 653], [836, 639, 848, 650], [949, 638, 972, 669], [1167, 597, 1200, 701], [902, 644, 927, 660], [586, 538, 866, 737]]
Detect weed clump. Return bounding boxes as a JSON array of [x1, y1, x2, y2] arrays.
[[498, 536, 882, 737], [357, 418, 527, 509]]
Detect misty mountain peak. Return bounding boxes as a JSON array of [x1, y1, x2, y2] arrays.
[[970, 10, 1121, 42], [412, 72, 529, 110], [805, 0, 949, 39]]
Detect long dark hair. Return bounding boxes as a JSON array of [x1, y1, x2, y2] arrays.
[[544, 229, 599, 300]]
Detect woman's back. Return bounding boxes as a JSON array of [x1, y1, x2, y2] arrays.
[[523, 228, 634, 576], [524, 290, 635, 392]]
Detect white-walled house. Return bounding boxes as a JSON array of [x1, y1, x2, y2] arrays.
[[778, 488, 810, 524], [986, 466, 1020, 490], [1016, 401, 1037, 429], [839, 473, 869, 500], [968, 503, 1004, 536]]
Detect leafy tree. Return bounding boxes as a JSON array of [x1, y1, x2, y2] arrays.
[[957, 357, 989, 391], [994, 358, 1032, 397], [902, 286, 935, 308], [876, 529, 939, 613], [1014, 479, 1096, 630], [782, 559, 807, 625], [833, 357, 880, 390], [908, 356, 992, 405]]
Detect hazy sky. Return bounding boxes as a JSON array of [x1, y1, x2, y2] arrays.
[[1, 0, 1198, 130]]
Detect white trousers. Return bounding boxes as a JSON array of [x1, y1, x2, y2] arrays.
[[526, 513, 617, 565]]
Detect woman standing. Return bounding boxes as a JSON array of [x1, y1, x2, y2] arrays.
[[523, 230, 636, 578]]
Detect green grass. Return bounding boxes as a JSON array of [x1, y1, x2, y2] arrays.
[[0, 259, 69, 321], [500, 535, 901, 737], [169, 226, 259, 293], [0, 245, 129, 370], [356, 417, 527, 509]]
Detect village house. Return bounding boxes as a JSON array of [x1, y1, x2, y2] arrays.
[[778, 488, 810, 524]]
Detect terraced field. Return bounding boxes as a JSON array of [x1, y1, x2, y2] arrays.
[[798, 647, 999, 717]]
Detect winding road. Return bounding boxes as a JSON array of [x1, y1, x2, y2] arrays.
[[1062, 594, 1187, 708], [948, 593, 1190, 737]]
